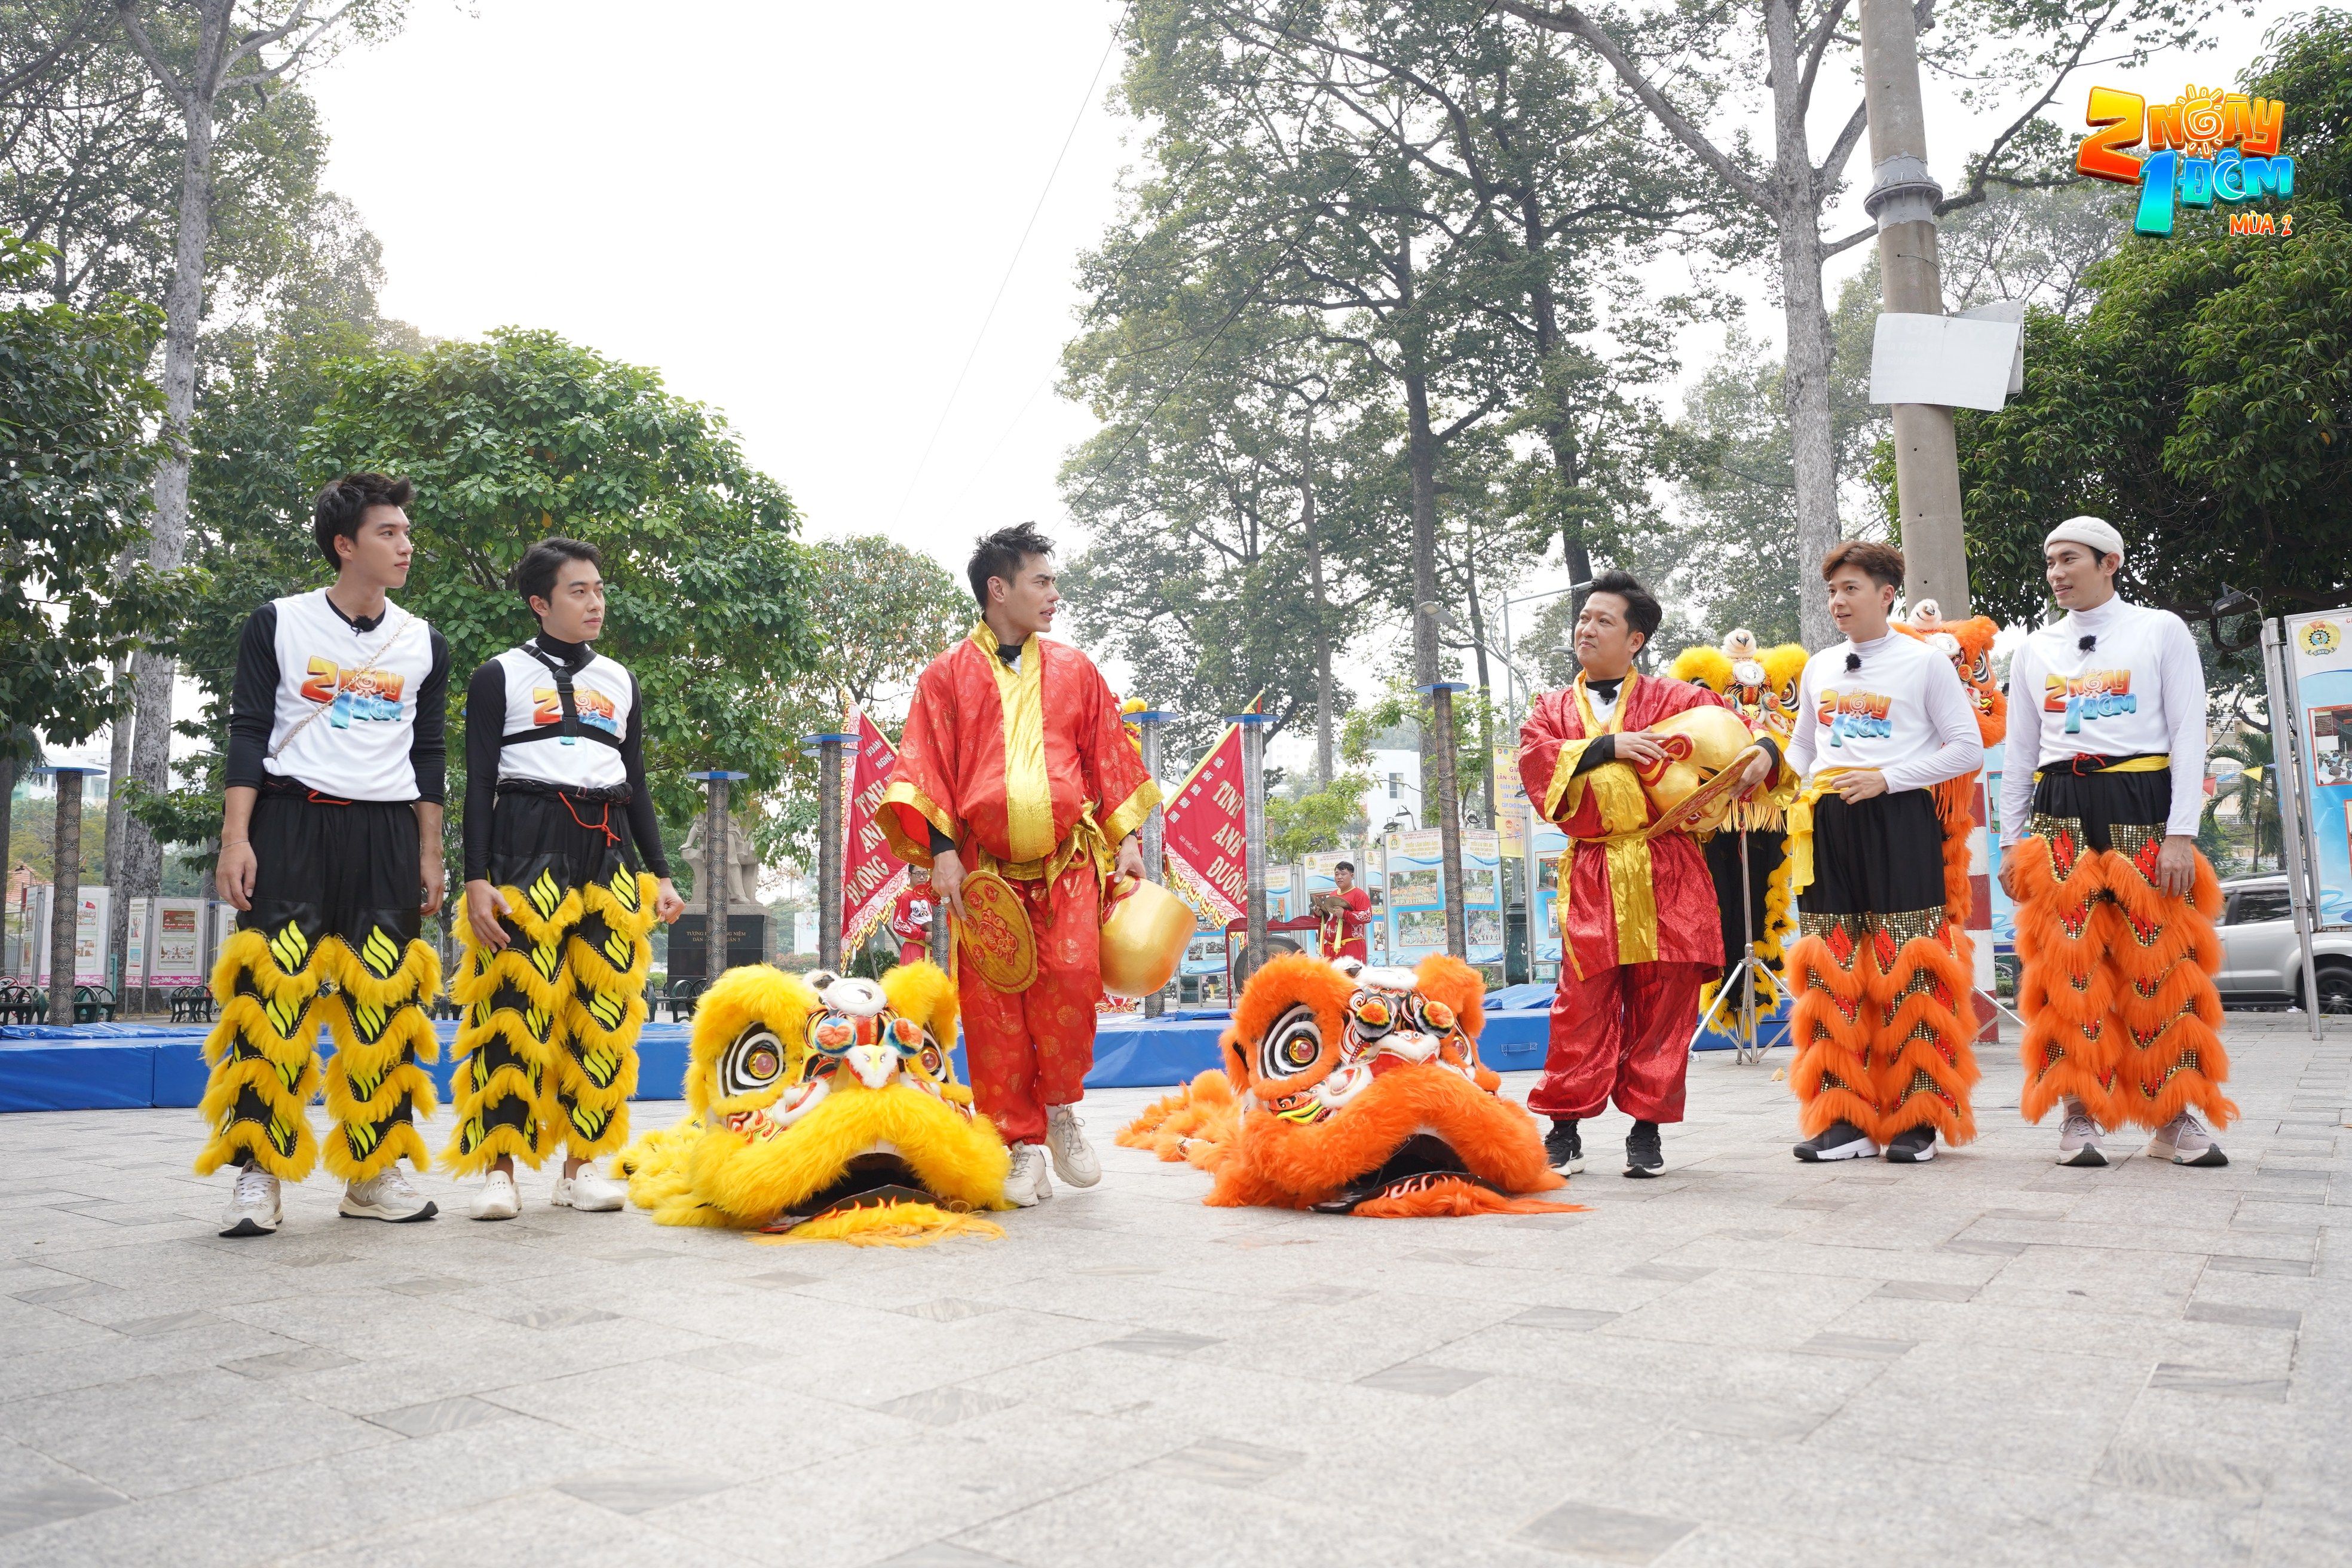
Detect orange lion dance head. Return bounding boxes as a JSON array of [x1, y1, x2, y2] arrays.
[[1120, 953, 1583, 1218], [1897, 598, 2007, 745]]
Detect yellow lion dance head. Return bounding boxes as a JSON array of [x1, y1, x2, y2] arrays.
[[615, 961, 1010, 1245]]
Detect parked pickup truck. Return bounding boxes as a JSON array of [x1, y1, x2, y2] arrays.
[[2215, 875, 2352, 1013]]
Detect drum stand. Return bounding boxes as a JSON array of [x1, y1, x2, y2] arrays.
[[1686, 829, 1787, 1065]]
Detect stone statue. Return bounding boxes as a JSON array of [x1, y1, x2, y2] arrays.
[[678, 810, 764, 908]]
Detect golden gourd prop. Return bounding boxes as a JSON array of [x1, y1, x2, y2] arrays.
[[1619, 705, 1769, 838], [1098, 873, 1192, 997]]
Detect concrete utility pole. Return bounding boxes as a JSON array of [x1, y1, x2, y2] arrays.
[[1858, 0, 1971, 615], [1132, 709, 1175, 1018], [693, 768, 749, 978], [1236, 711, 1273, 978], [807, 731, 855, 972], [48, 768, 88, 1025]]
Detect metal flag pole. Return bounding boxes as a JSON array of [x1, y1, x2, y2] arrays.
[[2259, 619, 2326, 1040], [1232, 710, 1275, 979], [690, 769, 749, 979], [1133, 709, 1176, 1017], [1420, 681, 1471, 958], [1683, 829, 1789, 1062]]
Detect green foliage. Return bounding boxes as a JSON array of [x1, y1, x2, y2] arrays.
[[1956, 209, 2351, 625], [0, 232, 169, 757], [759, 534, 971, 869], [300, 328, 819, 831], [1265, 769, 1372, 860], [2206, 731, 2281, 870], [1955, 17, 2352, 626], [1339, 681, 1490, 829]]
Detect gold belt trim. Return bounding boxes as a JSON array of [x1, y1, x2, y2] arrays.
[[2032, 753, 2170, 781]]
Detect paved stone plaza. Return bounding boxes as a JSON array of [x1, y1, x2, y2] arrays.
[[0, 1015, 2344, 1567]]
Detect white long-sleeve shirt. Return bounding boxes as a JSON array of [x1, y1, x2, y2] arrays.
[[1786, 631, 1984, 792], [1998, 596, 2207, 844]]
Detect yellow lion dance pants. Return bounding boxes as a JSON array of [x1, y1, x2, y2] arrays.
[[197, 794, 440, 1183], [444, 846, 657, 1175]]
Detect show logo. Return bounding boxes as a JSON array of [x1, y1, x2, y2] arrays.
[[1817, 688, 1894, 745], [2077, 85, 2294, 237]]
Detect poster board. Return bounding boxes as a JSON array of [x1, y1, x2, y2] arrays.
[[149, 899, 207, 987], [2284, 611, 2352, 926]]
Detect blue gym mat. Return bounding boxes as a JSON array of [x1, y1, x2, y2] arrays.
[[0, 993, 1781, 1114]]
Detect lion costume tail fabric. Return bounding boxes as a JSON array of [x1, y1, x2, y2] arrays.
[[1116, 1070, 1243, 1172]]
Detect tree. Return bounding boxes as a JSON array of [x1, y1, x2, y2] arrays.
[[131, 328, 822, 893], [1955, 204, 2350, 623], [2204, 733, 2280, 871], [109, 0, 409, 933], [757, 535, 970, 872], [1500, 0, 2228, 645], [0, 231, 167, 759]]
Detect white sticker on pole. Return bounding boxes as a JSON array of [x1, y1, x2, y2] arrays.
[[1869, 311, 2023, 411]]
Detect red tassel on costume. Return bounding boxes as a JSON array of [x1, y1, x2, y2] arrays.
[[1786, 930, 1881, 1138], [2008, 834, 2122, 1125]]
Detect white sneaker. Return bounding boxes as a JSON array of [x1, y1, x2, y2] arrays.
[[2057, 1098, 2107, 1168], [1044, 1103, 1102, 1187], [2149, 1111, 2228, 1167], [220, 1164, 281, 1238], [552, 1162, 626, 1211], [471, 1169, 520, 1221], [339, 1165, 438, 1223], [1002, 1143, 1052, 1208]]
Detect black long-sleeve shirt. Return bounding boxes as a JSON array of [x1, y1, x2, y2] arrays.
[[223, 596, 450, 802], [461, 634, 669, 881]]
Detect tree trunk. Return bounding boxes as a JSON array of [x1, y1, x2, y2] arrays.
[[1462, 525, 1497, 827], [49, 771, 82, 1025], [102, 657, 131, 1009], [121, 87, 218, 919], [0, 752, 13, 973], [1765, 0, 1839, 650], [1406, 363, 1442, 826], [1297, 418, 1336, 786], [1515, 191, 1596, 607]]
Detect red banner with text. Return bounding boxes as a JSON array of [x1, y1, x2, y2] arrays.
[[1162, 721, 1247, 928], [843, 708, 909, 952]]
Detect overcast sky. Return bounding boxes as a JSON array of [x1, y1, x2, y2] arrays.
[[304, 1, 2280, 581], [50, 0, 2291, 777]]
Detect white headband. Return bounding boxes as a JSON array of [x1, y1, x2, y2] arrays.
[[2044, 515, 2124, 560]]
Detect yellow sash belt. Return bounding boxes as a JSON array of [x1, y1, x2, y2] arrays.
[[1786, 768, 1858, 898]]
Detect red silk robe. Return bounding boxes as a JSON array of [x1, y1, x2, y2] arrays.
[[1517, 672, 1731, 978], [1318, 885, 1371, 963], [882, 626, 1158, 875], [881, 626, 1160, 1145]]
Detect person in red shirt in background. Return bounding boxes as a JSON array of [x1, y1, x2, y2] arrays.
[[887, 868, 938, 967], [1319, 861, 1372, 963]]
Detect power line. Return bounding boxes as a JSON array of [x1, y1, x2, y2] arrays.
[[887, 22, 1123, 531]]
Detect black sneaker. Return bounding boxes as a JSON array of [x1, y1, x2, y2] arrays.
[[1624, 1120, 1664, 1178], [1884, 1125, 1937, 1163], [1544, 1119, 1584, 1175], [1793, 1120, 1881, 1162]]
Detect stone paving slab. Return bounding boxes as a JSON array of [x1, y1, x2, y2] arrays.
[[0, 1013, 2341, 1566]]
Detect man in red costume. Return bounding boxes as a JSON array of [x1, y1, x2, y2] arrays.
[[1317, 861, 1373, 963], [1518, 571, 1784, 1178], [887, 868, 937, 968], [881, 523, 1160, 1206]]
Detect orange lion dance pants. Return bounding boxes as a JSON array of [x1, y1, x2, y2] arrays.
[[2008, 820, 2233, 1132], [1787, 910, 1979, 1145], [957, 862, 1101, 1146], [1785, 787, 1980, 1146]]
